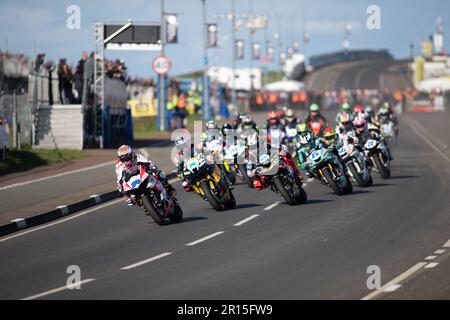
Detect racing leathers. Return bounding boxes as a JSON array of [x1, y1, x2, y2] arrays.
[[116, 153, 174, 206]]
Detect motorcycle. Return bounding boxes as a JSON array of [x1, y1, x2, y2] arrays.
[[282, 125, 298, 152], [236, 133, 259, 188], [182, 156, 236, 211], [337, 139, 373, 187], [363, 137, 391, 179], [252, 154, 307, 205], [122, 165, 183, 226], [380, 120, 395, 148], [307, 147, 353, 195], [206, 139, 237, 186]]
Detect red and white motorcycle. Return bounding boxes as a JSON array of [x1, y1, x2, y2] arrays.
[[122, 165, 183, 225]]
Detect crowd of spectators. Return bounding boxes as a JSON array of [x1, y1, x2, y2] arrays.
[[0, 50, 32, 78]]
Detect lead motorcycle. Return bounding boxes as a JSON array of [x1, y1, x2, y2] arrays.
[[122, 165, 183, 226]]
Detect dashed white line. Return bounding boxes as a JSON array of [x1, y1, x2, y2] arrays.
[[404, 116, 450, 164], [425, 255, 437, 260], [383, 284, 401, 293], [424, 262, 439, 269], [263, 201, 280, 211], [233, 214, 259, 226], [186, 231, 225, 246], [121, 252, 173, 270], [434, 249, 446, 255], [22, 278, 96, 300], [443, 240, 450, 248], [361, 262, 427, 300]]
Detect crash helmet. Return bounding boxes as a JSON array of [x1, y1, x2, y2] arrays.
[[285, 109, 295, 123], [323, 127, 337, 144], [175, 135, 188, 150], [353, 117, 367, 134], [296, 123, 309, 135], [298, 131, 312, 146], [354, 104, 365, 114], [309, 103, 319, 113], [242, 114, 255, 130], [206, 120, 218, 130], [117, 145, 134, 164], [342, 102, 351, 112], [221, 123, 233, 136]]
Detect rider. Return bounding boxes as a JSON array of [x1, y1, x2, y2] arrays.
[[285, 109, 300, 126], [249, 144, 303, 190], [353, 104, 366, 121], [336, 112, 355, 137], [232, 112, 247, 130], [116, 145, 174, 206], [305, 103, 328, 135], [293, 125, 320, 178], [335, 102, 353, 124], [174, 135, 196, 192]]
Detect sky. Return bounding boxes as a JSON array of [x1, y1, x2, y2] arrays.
[[0, 0, 449, 78]]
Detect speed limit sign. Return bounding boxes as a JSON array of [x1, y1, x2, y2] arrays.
[[152, 55, 172, 75]]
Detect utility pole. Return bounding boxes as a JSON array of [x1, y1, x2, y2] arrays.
[[231, 0, 237, 105], [159, 0, 166, 131], [202, 0, 210, 121]]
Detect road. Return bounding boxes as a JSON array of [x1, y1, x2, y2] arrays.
[[0, 144, 173, 225], [0, 60, 449, 300]]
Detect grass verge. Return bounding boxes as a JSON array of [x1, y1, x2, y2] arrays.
[[0, 146, 86, 176]]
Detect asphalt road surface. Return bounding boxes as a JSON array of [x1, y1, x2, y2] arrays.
[[0, 60, 449, 300]]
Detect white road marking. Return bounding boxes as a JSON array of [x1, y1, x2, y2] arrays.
[[22, 278, 96, 300], [425, 255, 437, 260], [404, 116, 450, 164], [186, 231, 224, 246], [306, 178, 314, 183], [0, 161, 114, 191], [121, 252, 173, 270], [424, 262, 439, 269], [263, 201, 280, 211], [0, 199, 122, 243], [233, 214, 259, 226], [434, 249, 446, 255], [361, 262, 427, 300], [383, 284, 401, 293], [443, 240, 450, 248]]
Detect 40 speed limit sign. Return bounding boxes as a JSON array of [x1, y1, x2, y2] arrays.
[[152, 55, 172, 75]]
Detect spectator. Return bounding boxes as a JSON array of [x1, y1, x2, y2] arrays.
[[58, 60, 74, 104]]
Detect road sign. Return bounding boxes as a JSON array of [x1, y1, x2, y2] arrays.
[[152, 55, 172, 75]]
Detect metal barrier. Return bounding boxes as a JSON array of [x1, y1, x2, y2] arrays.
[[0, 91, 32, 148]]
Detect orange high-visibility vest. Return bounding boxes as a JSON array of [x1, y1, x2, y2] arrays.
[[177, 94, 186, 108], [256, 93, 264, 105]]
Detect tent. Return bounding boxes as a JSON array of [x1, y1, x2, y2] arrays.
[[415, 77, 450, 92], [264, 80, 306, 92]]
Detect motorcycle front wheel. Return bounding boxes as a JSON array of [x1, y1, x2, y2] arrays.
[[142, 194, 165, 225], [273, 176, 298, 205], [200, 181, 224, 211]]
